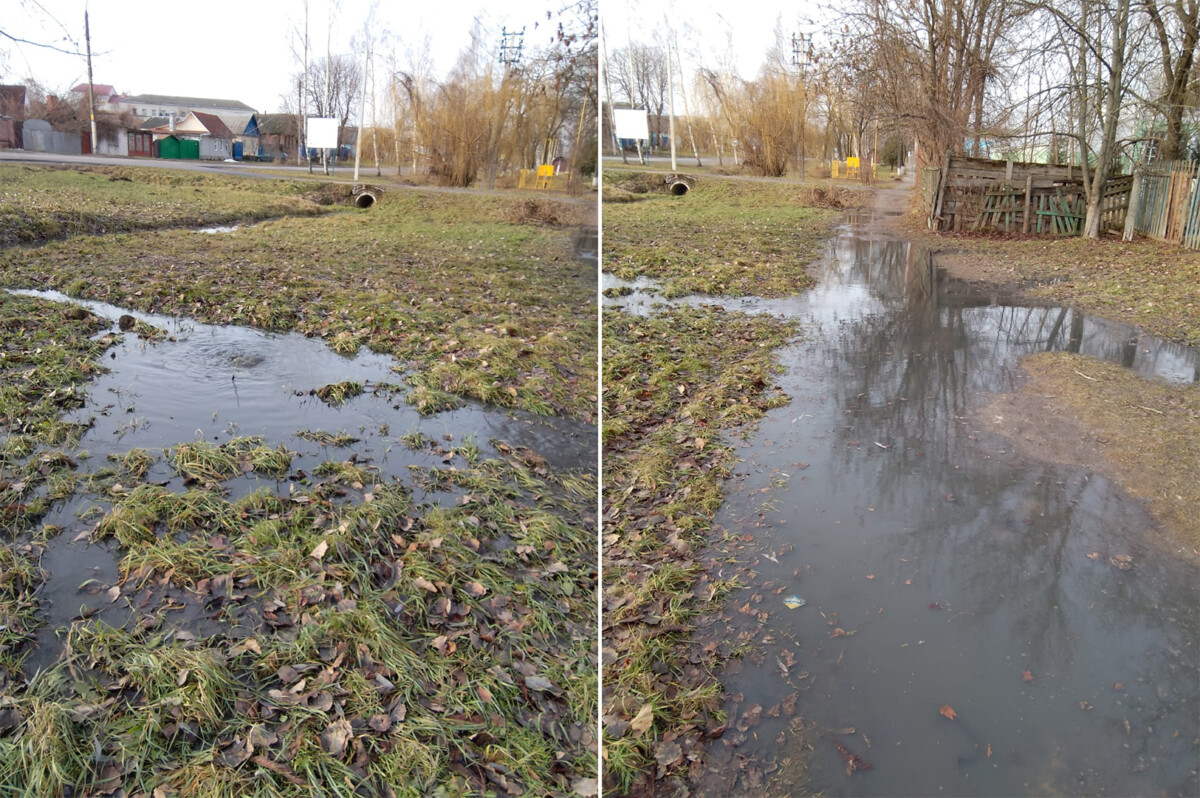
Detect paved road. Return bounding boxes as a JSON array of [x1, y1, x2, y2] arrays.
[[0, 149, 398, 183], [0, 149, 596, 205]]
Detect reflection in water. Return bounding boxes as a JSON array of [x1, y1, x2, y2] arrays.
[[622, 213, 1200, 796]]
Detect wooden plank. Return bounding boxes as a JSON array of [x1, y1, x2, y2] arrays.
[[931, 150, 951, 230], [1023, 175, 1033, 234]]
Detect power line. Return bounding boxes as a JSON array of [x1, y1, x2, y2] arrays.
[[498, 26, 525, 69]]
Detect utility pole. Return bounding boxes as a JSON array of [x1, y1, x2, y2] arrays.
[[370, 53, 380, 176], [84, 10, 98, 155], [353, 34, 369, 182], [493, 27, 523, 188], [498, 26, 525, 69], [791, 32, 811, 180], [665, 28, 676, 171], [671, 33, 702, 167]]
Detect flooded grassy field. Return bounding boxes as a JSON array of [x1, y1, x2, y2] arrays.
[[603, 186, 1199, 796], [0, 166, 598, 796]]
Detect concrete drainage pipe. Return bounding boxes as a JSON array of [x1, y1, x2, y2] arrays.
[[664, 174, 697, 196], [352, 184, 383, 208]]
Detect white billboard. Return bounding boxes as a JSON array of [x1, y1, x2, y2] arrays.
[[612, 109, 650, 141], [306, 117, 339, 149]]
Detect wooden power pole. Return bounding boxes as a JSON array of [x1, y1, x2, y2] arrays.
[[84, 10, 98, 155]]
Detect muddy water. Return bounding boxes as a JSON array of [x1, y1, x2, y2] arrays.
[[606, 206, 1199, 795], [8, 289, 596, 672]]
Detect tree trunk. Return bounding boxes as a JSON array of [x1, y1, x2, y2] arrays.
[[1083, 0, 1130, 239]]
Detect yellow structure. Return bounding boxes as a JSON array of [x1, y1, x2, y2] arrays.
[[846, 157, 861, 179], [535, 164, 555, 189]]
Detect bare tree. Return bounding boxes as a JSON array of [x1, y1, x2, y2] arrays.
[[841, 0, 1024, 168], [610, 43, 668, 148], [1140, 0, 1199, 160]]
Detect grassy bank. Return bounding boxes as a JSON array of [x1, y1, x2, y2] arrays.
[[601, 306, 796, 794], [0, 287, 598, 796], [602, 170, 857, 297], [0, 292, 118, 534], [0, 165, 596, 421], [0, 164, 331, 247], [986, 352, 1200, 552]]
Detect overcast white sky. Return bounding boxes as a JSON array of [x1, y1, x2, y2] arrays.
[[3, 0, 572, 113], [606, 0, 831, 99]]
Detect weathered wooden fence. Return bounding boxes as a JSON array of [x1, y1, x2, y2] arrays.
[[924, 154, 1130, 236], [1124, 161, 1200, 250]]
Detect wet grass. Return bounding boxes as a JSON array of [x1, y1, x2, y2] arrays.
[[602, 170, 858, 298], [313, 381, 364, 407], [0, 173, 599, 795], [0, 164, 328, 247], [1, 168, 597, 421], [4, 445, 597, 796], [601, 306, 797, 793], [171, 438, 294, 486], [1012, 352, 1200, 552], [0, 293, 119, 533]]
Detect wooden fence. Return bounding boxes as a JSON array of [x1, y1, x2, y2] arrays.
[[1124, 161, 1200, 250], [924, 154, 1131, 236]]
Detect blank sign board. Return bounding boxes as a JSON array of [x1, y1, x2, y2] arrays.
[[306, 117, 339, 149], [612, 109, 650, 141]]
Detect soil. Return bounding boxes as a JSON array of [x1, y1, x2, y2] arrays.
[[977, 387, 1108, 468]]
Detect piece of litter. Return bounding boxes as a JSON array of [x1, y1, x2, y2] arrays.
[[783, 596, 806, 609]]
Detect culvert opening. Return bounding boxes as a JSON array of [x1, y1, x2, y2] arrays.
[[355, 192, 377, 208], [669, 182, 690, 196]]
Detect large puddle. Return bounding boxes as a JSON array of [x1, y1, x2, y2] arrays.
[[605, 206, 1199, 795], [8, 289, 596, 672]]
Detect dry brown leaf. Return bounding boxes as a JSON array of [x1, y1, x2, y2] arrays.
[[939, 705, 958, 720], [320, 718, 353, 757], [309, 540, 329, 560], [629, 703, 654, 737], [654, 740, 683, 769], [572, 778, 599, 797]]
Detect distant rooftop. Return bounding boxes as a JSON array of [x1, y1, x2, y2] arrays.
[[71, 83, 116, 96], [123, 94, 255, 112]]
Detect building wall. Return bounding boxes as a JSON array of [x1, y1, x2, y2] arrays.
[[95, 130, 129, 157], [198, 136, 232, 160], [119, 100, 255, 119], [128, 131, 153, 157]]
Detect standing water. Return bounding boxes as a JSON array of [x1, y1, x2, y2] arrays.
[[7, 289, 596, 672], [606, 191, 1199, 796]]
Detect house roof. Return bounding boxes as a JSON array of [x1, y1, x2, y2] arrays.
[[71, 83, 115, 96], [191, 111, 234, 139], [139, 116, 171, 131], [123, 94, 255, 112], [215, 113, 254, 136], [256, 114, 298, 135]]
